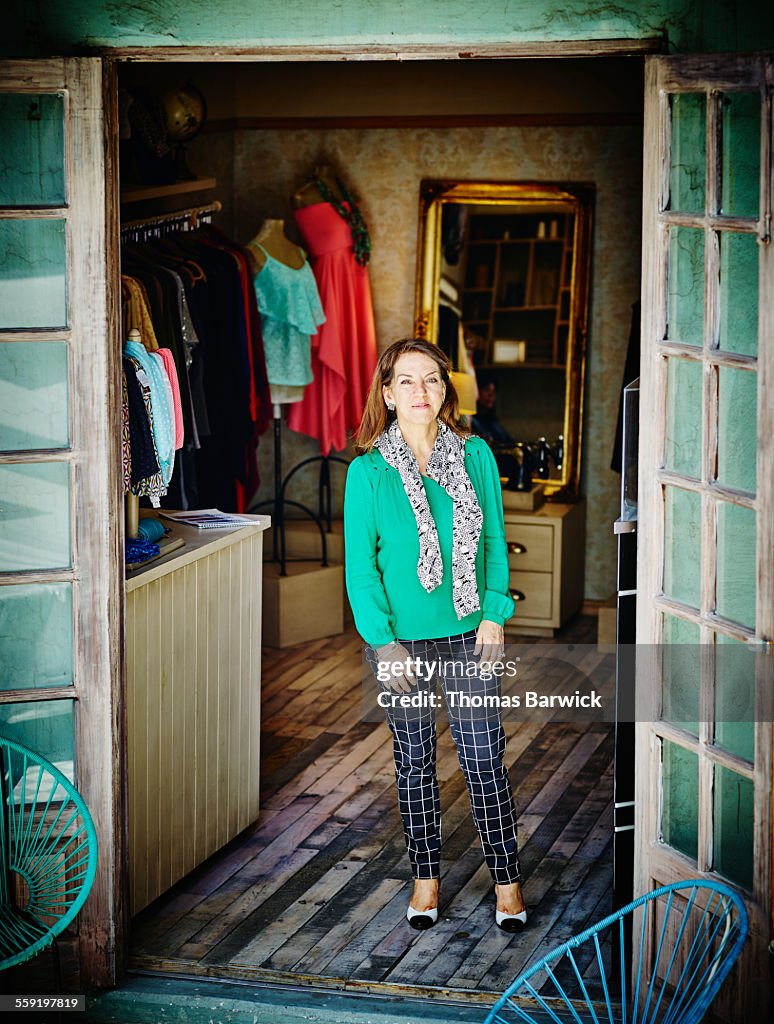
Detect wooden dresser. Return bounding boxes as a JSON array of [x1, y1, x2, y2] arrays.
[[503, 501, 585, 637], [125, 514, 270, 915]]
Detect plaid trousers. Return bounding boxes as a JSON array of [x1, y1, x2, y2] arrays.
[[367, 630, 522, 884]]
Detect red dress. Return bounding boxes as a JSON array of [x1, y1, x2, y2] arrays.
[[287, 202, 377, 454]]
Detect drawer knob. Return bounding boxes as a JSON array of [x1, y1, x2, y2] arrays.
[[508, 542, 527, 555], [509, 589, 526, 602]]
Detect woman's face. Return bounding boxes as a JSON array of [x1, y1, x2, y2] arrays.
[[383, 351, 446, 427]]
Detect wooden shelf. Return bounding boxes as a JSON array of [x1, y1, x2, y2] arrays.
[[120, 177, 217, 204], [463, 211, 573, 367]]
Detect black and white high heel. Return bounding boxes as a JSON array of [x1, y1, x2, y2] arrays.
[[495, 906, 528, 932], [406, 904, 438, 930], [494, 885, 528, 932]]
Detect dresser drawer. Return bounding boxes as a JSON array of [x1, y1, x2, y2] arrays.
[[504, 522, 554, 573], [507, 570, 553, 622]]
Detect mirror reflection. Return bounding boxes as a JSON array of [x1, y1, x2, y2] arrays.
[[416, 182, 593, 498]]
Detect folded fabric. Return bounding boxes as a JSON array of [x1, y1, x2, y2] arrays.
[[137, 518, 166, 542], [125, 537, 160, 564]]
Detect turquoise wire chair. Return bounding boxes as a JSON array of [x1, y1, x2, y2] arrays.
[[485, 880, 748, 1024], [0, 735, 98, 972]]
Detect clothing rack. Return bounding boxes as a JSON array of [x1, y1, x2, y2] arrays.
[[121, 200, 223, 241], [121, 199, 222, 537]]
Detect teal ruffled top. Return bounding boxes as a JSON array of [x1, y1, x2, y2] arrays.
[[252, 247, 325, 387]]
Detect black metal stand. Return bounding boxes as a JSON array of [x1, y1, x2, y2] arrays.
[[613, 521, 637, 911], [250, 404, 350, 576]]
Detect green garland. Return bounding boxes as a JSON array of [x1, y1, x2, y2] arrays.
[[314, 176, 371, 266]]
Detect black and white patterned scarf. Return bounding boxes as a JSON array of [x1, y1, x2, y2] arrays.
[[375, 419, 483, 619]]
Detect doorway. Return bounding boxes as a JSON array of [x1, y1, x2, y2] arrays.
[[0, 49, 647, 999], [115, 53, 643, 999]]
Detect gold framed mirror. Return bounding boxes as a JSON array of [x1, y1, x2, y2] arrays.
[[415, 180, 593, 500]]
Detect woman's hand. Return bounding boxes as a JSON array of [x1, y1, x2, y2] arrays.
[[474, 619, 505, 664], [374, 641, 416, 694]]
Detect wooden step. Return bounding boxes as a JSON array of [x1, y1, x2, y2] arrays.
[[263, 521, 352, 626], [87, 970, 488, 1022], [262, 561, 344, 648]]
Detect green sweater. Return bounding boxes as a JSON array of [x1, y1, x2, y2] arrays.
[[343, 434, 515, 647]]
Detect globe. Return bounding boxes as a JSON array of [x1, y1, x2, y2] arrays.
[[162, 84, 206, 144], [161, 83, 207, 180]]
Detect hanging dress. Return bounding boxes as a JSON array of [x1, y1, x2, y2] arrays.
[[287, 202, 378, 454], [251, 243, 325, 407]]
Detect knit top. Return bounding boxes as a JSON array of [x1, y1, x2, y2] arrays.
[[343, 435, 515, 647]]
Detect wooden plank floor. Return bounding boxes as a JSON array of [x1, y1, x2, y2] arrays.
[[131, 616, 616, 1001]]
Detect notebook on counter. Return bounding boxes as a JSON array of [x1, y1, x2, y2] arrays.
[[159, 509, 256, 530]]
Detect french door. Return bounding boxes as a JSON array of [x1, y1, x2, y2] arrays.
[[636, 54, 773, 1018], [0, 59, 124, 985]]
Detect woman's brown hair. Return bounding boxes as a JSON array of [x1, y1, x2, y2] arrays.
[[355, 338, 468, 453]]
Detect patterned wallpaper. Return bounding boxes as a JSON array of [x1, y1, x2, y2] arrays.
[[197, 123, 642, 601]]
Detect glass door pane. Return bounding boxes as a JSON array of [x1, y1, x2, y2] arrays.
[[716, 502, 756, 628], [661, 739, 699, 861], [666, 227, 704, 344], [0, 697, 74, 777], [720, 92, 760, 218], [663, 486, 700, 607], [665, 357, 702, 478], [669, 92, 706, 213], [0, 341, 70, 450], [713, 766, 754, 890], [0, 219, 68, 329], [0, 462, 71, 571], [0, 583, 73, 691], [719, 232, 758, 356], [714, 635, 755, 763], [717, 366, 756, 492], [0, 93, 66, 207], [662, 613, 700, 734]]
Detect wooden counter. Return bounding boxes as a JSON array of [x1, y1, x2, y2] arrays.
[[125, 515, 271, 915]]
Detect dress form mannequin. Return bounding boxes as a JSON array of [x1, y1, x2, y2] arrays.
[[292, 163, 346, 210], [246, 219, 305, 274], [247, 218, 324, 408]]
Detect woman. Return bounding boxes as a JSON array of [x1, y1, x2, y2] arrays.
[[343, 338, 527, 933]]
